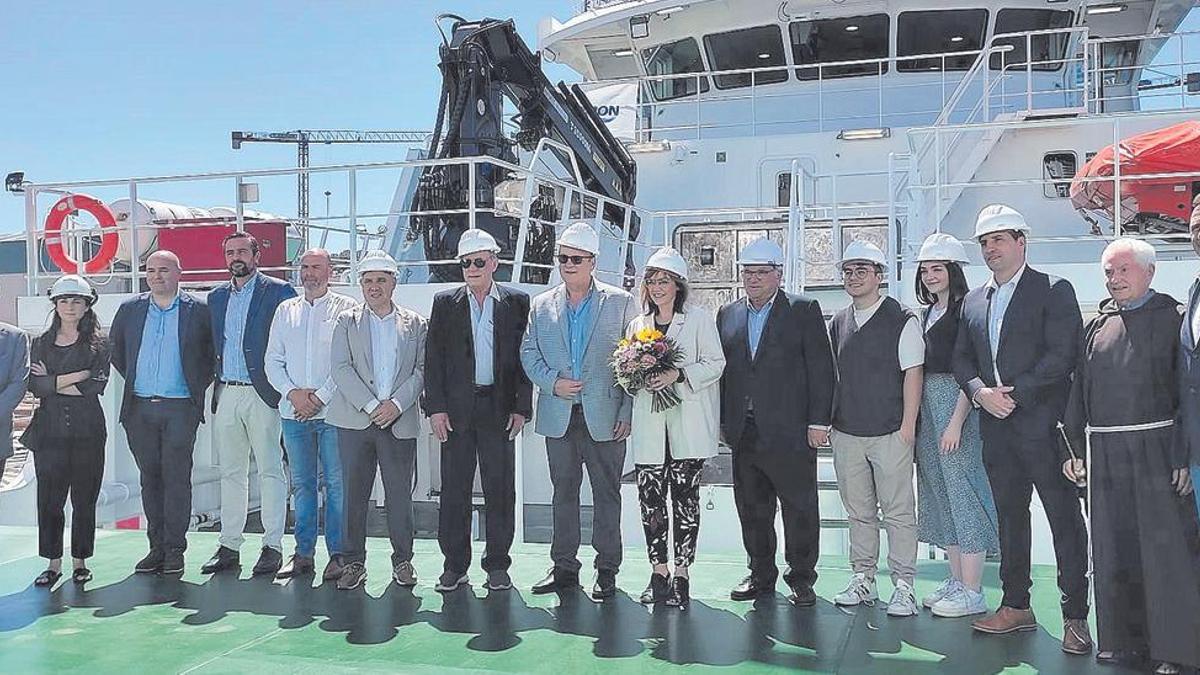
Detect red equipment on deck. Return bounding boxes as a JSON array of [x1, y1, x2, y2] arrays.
[[1069, 121, 1200, 233], [156, 218, 290, 283]]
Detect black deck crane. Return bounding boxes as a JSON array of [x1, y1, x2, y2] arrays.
[[412, 15, 639, 283]]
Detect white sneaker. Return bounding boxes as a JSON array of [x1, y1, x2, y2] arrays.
[[922, 577, 961, 608], [887, 579, 919, 617], [930, 587, 988, 618], [833, 573, 878, 606]]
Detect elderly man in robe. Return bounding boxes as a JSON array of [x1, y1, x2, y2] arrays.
[[1062, 238, 1200, 675]]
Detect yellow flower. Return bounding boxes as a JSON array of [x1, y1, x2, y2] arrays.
[[634, 327, 664, 343]]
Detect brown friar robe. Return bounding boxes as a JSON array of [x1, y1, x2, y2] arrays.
[[1064, 291, 1200, 666]]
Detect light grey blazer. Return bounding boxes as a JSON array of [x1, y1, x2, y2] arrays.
[[327, 304, 427, 440], [521, 280, 638, 440], [0, 323, 29, 461]]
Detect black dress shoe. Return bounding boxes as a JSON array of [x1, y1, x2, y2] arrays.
[[789, 584, 817, 607], [592, 569, 618, 600], [730, 575, 775, 601], [161, 552, 185, 575], [135, 550, 164, 574], [200, 546, 241, 574], [639, 572, 671, 604], [252, 547, 283, 576], [531, 567, 579, 594], [666, 576, 690, 610]]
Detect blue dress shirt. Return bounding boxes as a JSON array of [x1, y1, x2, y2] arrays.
[[566, 286, 597, 381], [222, 273, 258, 383], [469, 285, 499, 386], [747, 296, 776, 360], [133, 294, 191, 398]]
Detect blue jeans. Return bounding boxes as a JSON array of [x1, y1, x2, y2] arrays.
[[1193, 465, 1200, 519], [282, 418, 343, 557]]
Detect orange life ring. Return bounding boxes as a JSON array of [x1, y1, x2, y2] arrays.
[[44, 194, 119, 274]]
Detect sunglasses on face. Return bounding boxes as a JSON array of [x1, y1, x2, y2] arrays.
[[557, 254, 594, 265], [460, 257, 489, 269]]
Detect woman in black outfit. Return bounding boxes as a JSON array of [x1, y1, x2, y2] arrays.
[[26, 275, 110, 586]]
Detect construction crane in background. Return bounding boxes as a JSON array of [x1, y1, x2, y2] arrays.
[[231, 129, 429, 224]]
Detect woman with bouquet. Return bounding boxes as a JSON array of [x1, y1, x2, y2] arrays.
[[620, 247, 725, 609]]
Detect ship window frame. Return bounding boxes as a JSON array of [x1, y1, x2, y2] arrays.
[[702, 24, 790, 90], [788, 13, 891, 82], [896, 9, 989, 73], [989, 9, 1076, 73], [641, 37, 711, 102], [1043, 150, 1078, 199]]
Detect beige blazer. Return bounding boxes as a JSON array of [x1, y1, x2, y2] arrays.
[[327, 303, 427, 439], [626, 304, 726, 464]]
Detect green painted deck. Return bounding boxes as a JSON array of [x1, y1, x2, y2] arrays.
[[0, 527, 1134, 674]]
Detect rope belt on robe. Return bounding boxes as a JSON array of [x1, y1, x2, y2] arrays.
[[1059, 418, 1175, 613]]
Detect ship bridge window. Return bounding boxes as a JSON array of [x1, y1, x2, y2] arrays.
[[990, 9, 1075, 72], [789, 14, 890, 81], [897, 9, 988, 72], [641, 37, 710, 101], [702, 25, 789, 89]]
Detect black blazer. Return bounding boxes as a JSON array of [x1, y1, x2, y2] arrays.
[[1178, 280, 1200, 465], [423, 283, 533, 424], [110, 292, 215, 423], [717, 290, 835, 451], [952, 266, 1081, 436]]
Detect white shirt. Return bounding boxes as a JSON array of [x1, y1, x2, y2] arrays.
[[852, 295, 925, 370], [986, 264, 1027, 385], [469, 284, 500, 386], [368, 307, 400, 409], [265, 291, 358, 420], [924, 304, 948, 333]]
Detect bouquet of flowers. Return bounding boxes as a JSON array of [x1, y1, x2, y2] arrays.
[[612, 327, 686, 413]]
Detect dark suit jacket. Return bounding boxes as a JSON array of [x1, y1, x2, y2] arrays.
[[717, 290, 835, 451], [424, 283, 532, 424], [208, 273, 297, 410], [1178, 279, 1200, 465], [952, 266, 1081, 437], [110, 292, 215, 423]]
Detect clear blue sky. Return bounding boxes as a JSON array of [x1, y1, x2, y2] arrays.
[[0, 0, 575, 234], [2, 3, 1197, 237]]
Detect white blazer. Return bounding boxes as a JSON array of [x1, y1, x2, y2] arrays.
[[626, 304, 726, 464]]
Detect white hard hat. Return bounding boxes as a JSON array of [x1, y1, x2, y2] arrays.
[[357, 250, 398, 276], [558, 222, 600, 256], [840, 239, 887, 268], [457, 228, 501, 258], [48, 274, 97, 304], [644, 246, 689, 281], [974, 204, 1031, 239], [916, 233, 970, 264], [737, 238, 784, 266]]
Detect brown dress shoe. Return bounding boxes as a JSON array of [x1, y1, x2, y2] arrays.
[[322, 555, 344, 582], [1061, 618, 1093, 655], [971, 606, 1038, 634]]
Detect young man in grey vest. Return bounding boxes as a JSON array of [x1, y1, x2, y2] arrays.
[[828, 240, 924, 617]]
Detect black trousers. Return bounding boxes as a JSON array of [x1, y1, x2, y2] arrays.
[[35, 436, 105, 560], [124, 398, 200, 555], [980, 424, 1089, 619], [339, 427, 415, 566], [731, 416, 820, 589], [438, 389, 516, 575]]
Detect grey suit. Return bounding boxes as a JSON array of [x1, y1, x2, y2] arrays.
[[0, 323, 29, 471], [328, 302, 427, 566], [521, 280, 638, 574]]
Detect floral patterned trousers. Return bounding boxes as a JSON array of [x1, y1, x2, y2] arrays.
[[636, 453, 705, 567]]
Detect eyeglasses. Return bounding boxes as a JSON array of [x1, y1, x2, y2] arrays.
[[841, 267, 878, 280], [557, 254, 594, 265], [644, 277, 675, 288], [460, 257, 489, 269], [740, 267, 778, 279]]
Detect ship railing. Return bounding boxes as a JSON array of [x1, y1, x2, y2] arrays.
[[1085, 29, 1200, 114], [585, 47, 1040, 142], [17, 151, 654, 295]]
